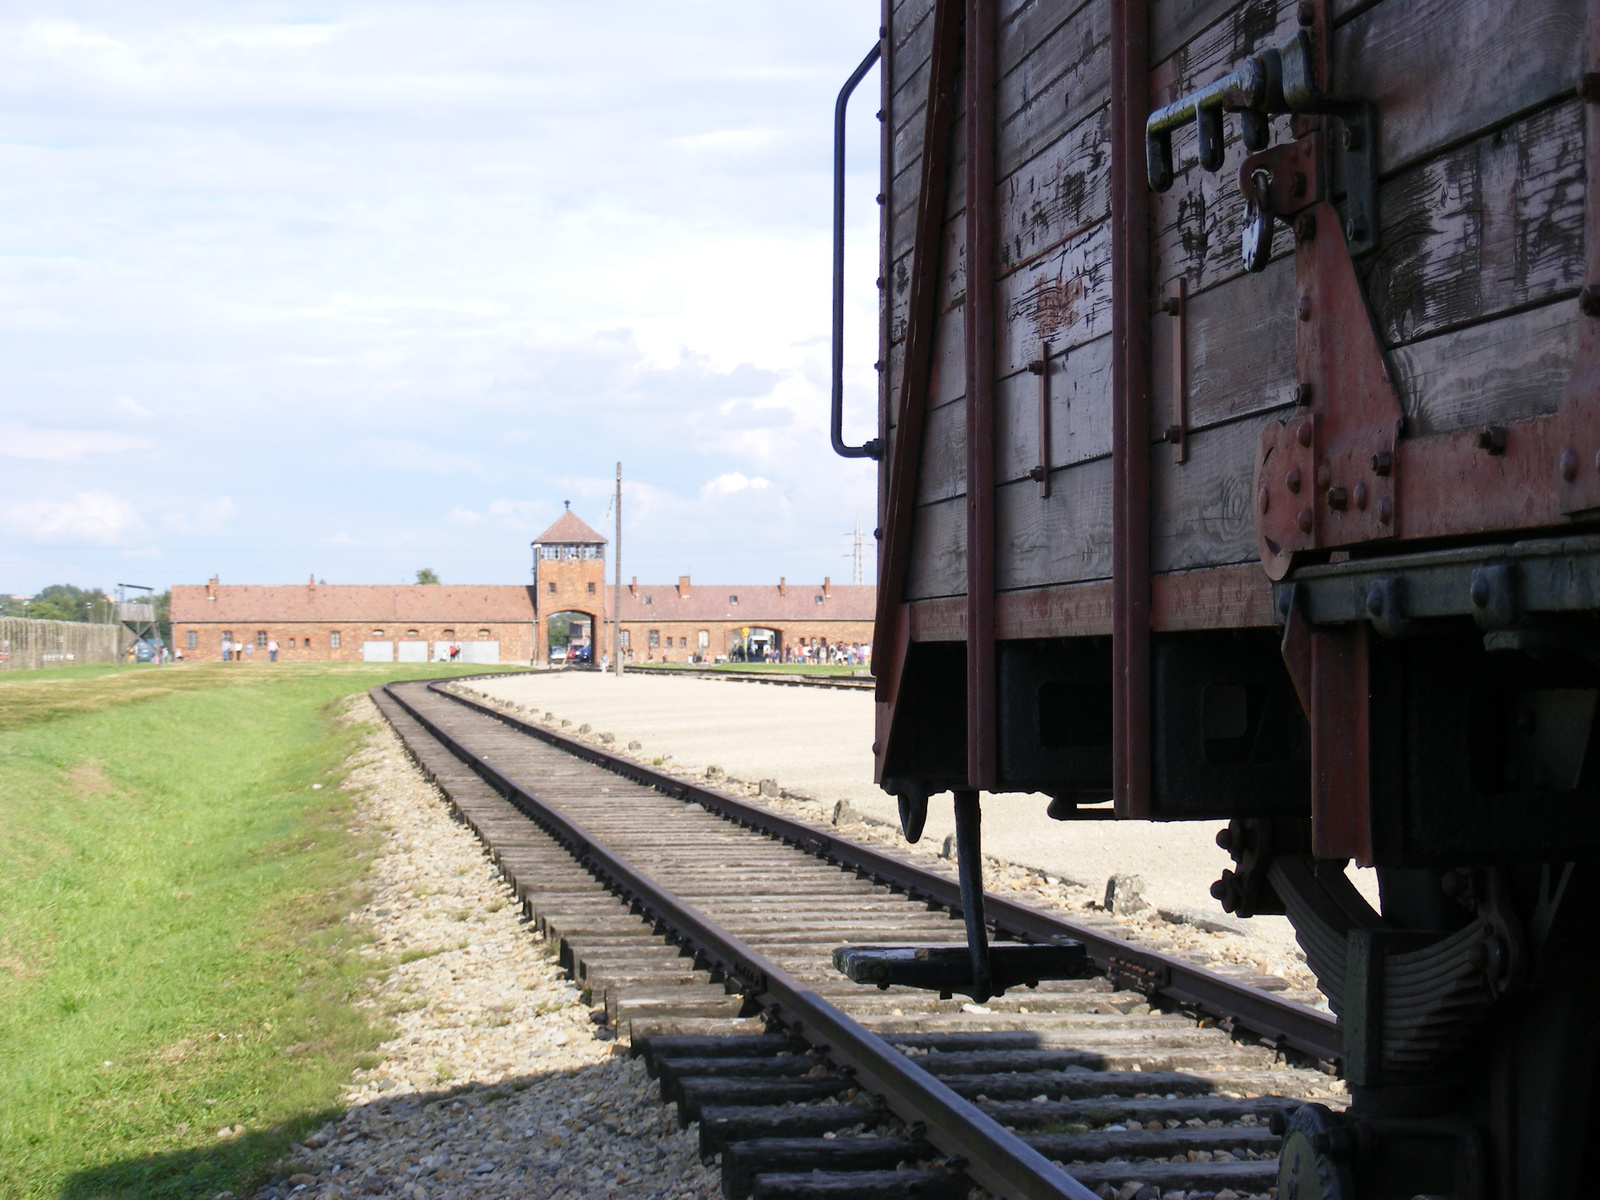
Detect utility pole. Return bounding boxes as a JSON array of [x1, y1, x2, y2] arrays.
[[852, 512, 864, 586], [613, 462, 624, 677]]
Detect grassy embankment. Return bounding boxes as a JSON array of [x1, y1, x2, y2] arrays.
[[0, 662, 516, 1199]]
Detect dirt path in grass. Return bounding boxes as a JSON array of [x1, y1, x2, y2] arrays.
[[249, 695, 719, 1200]]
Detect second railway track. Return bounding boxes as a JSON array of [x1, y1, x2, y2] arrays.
[[373, 678, 1346, 1200]]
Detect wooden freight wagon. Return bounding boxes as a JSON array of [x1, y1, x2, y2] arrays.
[[833, 0, 1600, 1194]]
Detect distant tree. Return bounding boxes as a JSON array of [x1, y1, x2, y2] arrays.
[[19, 584, 110, 623], [415, 568, 440, 585], [153, 589, 171, 645]]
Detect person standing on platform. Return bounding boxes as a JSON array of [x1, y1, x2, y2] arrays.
[[267, 638, 279, 663]]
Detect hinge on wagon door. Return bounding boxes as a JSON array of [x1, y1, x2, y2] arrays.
[[1145, 29, 1379, 265]]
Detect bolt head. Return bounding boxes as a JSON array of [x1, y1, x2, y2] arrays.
[[1342, 124, 1364, 152], [1365, 584, 1384, 616], [1370, 449, 1392, 476], [1295, 212, 1317, 242], [1327, 485, 1348, 511]]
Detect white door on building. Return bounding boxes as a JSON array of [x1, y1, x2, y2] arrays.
[[397, 641, 429, 662], [457, 641, 500, 663], [362, 640, 394, 662]]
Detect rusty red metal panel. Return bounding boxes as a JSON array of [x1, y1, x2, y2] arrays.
[[1254, 198, 1403, 579], [1111, 0, 1153, 818], [871, 0, 962, 784], [965, 0, 1000, 791], [1281, 601, 1373, 864]]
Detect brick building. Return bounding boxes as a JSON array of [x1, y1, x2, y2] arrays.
[[170, 579, 537, 663], [168, 507, 875, 668], [531, 508, 874, 665], [611, 575, 874, 664]]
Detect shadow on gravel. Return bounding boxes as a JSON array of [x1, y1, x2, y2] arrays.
[[62, 1059, 705, 1200]]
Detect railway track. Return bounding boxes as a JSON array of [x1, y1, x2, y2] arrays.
[[372, 678, 1345, 1200]]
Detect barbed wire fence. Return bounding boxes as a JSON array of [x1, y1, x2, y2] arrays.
[[0, 617, 128, 671]]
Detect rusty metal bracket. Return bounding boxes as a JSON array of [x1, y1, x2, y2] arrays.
[[1254, 202, 1402, 580], [1160, 281, 1188, 462], [1027, 341, 1052, 495]]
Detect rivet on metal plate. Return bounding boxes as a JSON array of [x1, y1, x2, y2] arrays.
[[1377, 497, 1393, 525], [1258, 486, 1270, 515], [1297, 296, 1312, 321], [1353, 481, 1368, 510], [1297, 508, 1313, 534], [1316, 462, 1332, 489], [1560, 449, 1579, 481], [1286, 467, 1302, 494], [1296, 421, 1313, 448]]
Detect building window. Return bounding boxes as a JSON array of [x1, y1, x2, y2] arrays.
[[373, 629, 384, 637], [648, 630, 660, 648], [256, 631, 267, 647], [478, 629, 490, 638], [679, 637, 687, 648], [698, 630, 709, 649], [729, 595, 739, 605], [288, 638, 296, 648], [185, 630, 198, 649], [305, 636, 313, 647], [330, 631, 341, 648], [587, 582, 596, 594], [619, 630, 630, 648], [406, 629, 419, 637], [222, 630, 233, 642], [815, 595, 825, 604], [442, 629, 454, 637], [644, 594, 652, 605]]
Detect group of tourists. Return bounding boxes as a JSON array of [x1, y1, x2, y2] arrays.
[[219, 637, 280, 662]]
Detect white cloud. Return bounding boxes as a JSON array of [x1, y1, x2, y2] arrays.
[[447, 506, 483, 524], [1, 429, 155, 460], [122, 545, 163, 558], [2, 491, 144, 544], [162, 496, 236, 535], [322, 532, 356, 546], [700, 472, 772, 501]]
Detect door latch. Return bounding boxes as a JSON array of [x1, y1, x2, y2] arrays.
[[1145, 31, 1379, 263]]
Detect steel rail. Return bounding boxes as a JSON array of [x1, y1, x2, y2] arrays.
[[619, 665, 873, 690], [428, 680, 1342, 1063], [384, 681, 1096, 1200]]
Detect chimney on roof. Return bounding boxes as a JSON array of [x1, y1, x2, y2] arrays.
[[823, 576, 831, 598], [778, 577, 786, 597], [630, 576, 637, 597], [677, 575, 690, 599], [308, 573, 315, 587], [206, 576, 218, 601]]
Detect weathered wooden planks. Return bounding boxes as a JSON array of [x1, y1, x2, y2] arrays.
[[1390, 300, 1578, 437], [1335, 0, 1584, 178]]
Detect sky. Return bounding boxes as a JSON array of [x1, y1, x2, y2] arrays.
[[0, 2, 886, 594]]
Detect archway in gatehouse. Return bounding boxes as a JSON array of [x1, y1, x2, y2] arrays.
[[728, 626, 781, 664], [545, 609, 598, 668]]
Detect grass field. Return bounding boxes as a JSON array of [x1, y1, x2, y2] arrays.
[[0, 662, 518, 1199]]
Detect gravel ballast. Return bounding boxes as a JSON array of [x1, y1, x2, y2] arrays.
[[251, 695, 720, 1200]]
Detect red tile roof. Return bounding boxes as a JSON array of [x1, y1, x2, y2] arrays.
[[532, 510, 607, 545], [171, 584, 536, 624]]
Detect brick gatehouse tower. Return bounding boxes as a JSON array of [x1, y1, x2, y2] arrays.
[[531, 505, 607, 666]]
